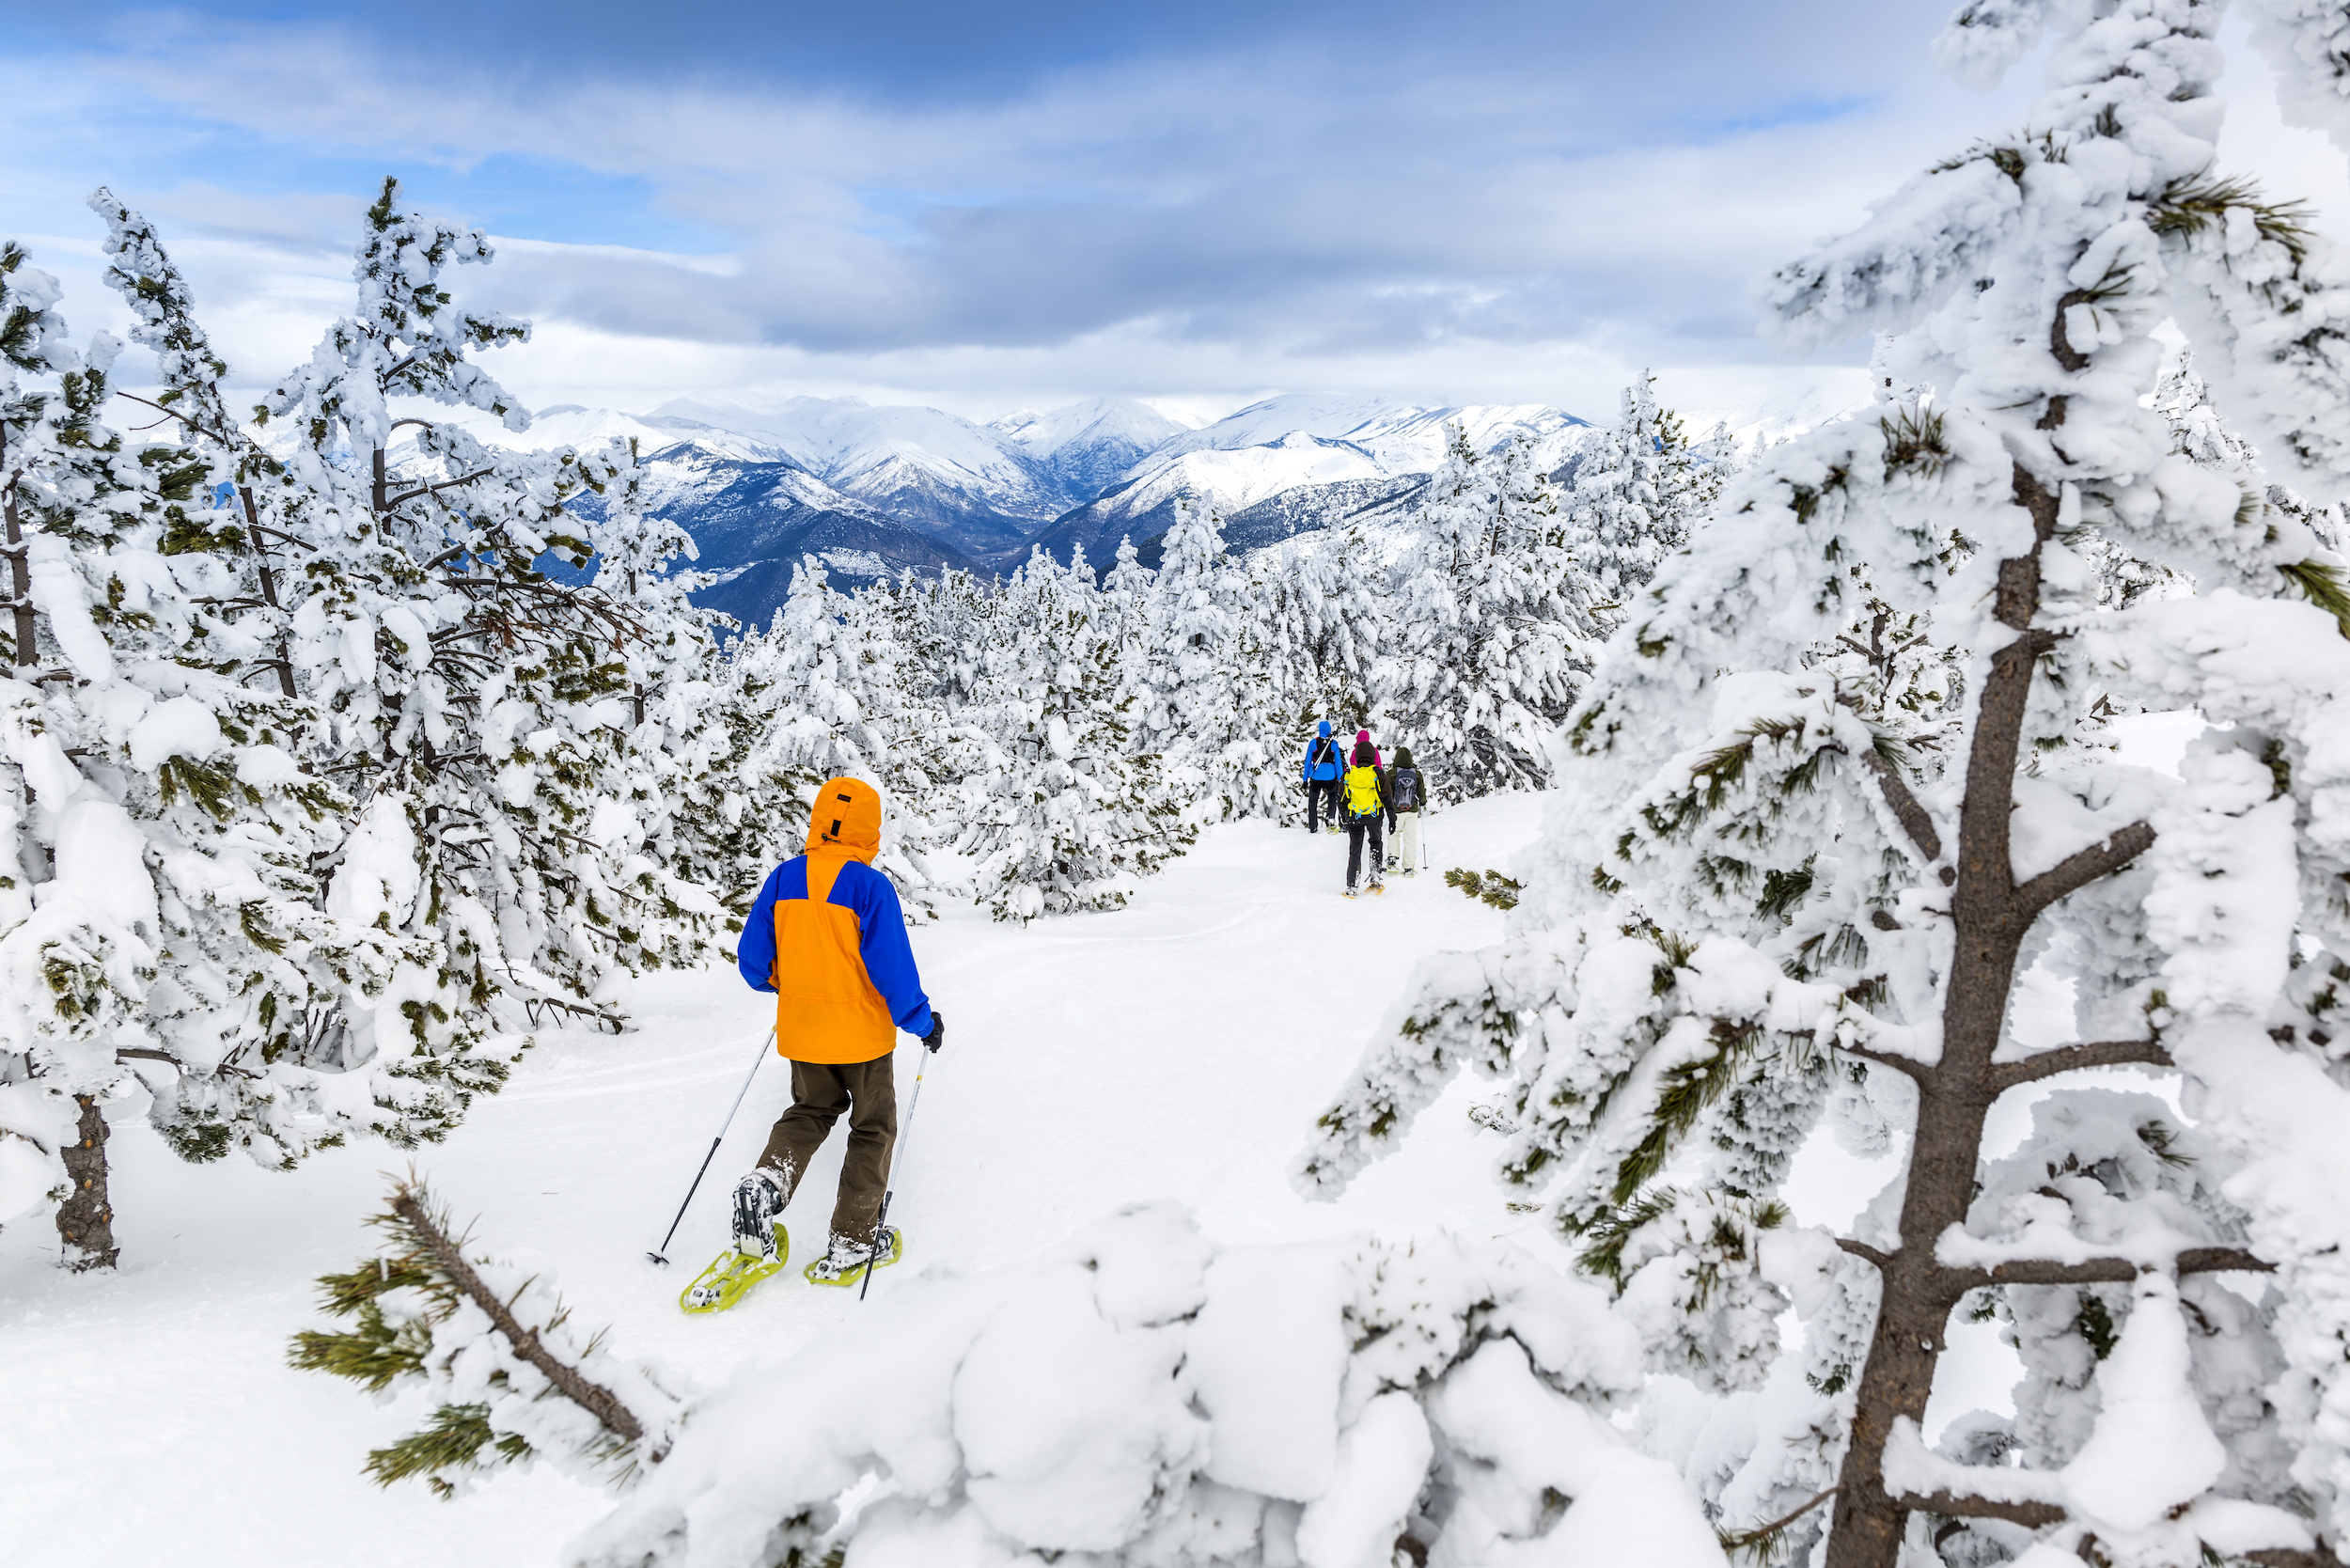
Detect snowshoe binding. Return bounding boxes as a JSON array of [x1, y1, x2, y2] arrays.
[[805, 1227, 903, 1288], [681, 1170, 791, 1314]]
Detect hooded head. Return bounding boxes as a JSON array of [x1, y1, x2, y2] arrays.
[[1355, 729, 1371, 745], [805, 777, 883, 864], [1395, 745, 1415, 769], [1318, 720, 1333, 737]]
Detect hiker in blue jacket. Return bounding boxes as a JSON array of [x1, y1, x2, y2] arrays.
[[1300, 720, 1346, 833]]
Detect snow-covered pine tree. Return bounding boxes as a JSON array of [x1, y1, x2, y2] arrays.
[[0, 230, 487, 1269], [0, 184, 736, 1265], [1303, 5, 2350, 1565], [1375, 424, 1590, 800], [964, 546, 1190, 920], [1100, 534, 1157, 692], [1564, 371, 1725, 626], [1137, 498, 1288, 821], [239, 178, 730, 1026], [291, 1173, 682, 1495], [1282, 519, 1389, 734], [727, 559, 948, 917]]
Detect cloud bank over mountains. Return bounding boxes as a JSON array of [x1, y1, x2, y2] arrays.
[[7, 2, 2346, 435]]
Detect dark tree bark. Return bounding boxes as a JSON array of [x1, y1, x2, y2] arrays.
[[5, 416, 36, 668], [1824, 457, 2156, 1568], [55, 1093, 118, 1270]]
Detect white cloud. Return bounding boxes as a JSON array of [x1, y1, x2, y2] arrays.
[[8, 4, 2347, 428]]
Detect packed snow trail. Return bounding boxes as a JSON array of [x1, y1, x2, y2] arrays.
[[0, 798, 1547, 1568]]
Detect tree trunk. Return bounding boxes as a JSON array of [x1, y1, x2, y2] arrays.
[[55, 1093, 118, 1270], [1825, 467, 2061, 1568], [5, 417, 36, 668]]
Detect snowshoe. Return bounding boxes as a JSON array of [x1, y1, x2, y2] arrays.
[[680, 1222, 790, 1312], [1370, 884, 1386, 895], [806, 1227, 903, 1288], [1342, 888, 1358, 899]]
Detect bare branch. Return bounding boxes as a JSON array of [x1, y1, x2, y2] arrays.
[[2247, 1546, 2350, 1568], [384, 466, 495, 510], [1858, 748, 1943, 862], [1991, 1038, 2173, 1091], [2179, 1246, 2275, 1276], [2014, 821, 2154, 917], [1893, 1492, 2064, 1529], [1837, 1236, 1894, 1271], [1837, 1043, 1932, 1082], [1938, 1247, 2270, 1295]]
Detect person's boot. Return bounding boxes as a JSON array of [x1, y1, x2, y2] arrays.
[[806, 1226, 901, 1284], [731, 1168, 788, 1260]]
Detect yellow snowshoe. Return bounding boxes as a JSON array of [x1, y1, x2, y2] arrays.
[[680, 1223, 789, 1313]]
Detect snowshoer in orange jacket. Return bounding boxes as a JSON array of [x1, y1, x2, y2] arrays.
[[727, 777, 943, 1284]]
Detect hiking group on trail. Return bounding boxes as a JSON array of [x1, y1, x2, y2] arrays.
[[682, 776, 947, 1311], [1300, 724, 1430, 898]]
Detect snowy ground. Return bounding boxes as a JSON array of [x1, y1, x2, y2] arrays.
[[0, 796, 1558, 1566], [6, 725, 2201, 1563]]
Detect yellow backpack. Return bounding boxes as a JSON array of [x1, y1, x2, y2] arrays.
[[1343, 764, 1383, 819]]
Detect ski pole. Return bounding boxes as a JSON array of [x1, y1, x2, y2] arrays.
[[861, 1040, 935, 1300], [647, 1028, 775, 1266]]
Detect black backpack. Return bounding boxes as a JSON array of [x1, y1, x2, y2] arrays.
[[1391, 768, 1420, 811]]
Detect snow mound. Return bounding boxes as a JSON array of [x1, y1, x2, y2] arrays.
[[564, 1201, 1721, 1568]]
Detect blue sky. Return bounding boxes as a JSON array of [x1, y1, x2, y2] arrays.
[[3, 1, 2345, 426]]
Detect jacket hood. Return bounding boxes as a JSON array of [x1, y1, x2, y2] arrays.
[[1317, 720, 1333, 736], [1395, 746, 1415, 768], [805, 777, 883, 864]]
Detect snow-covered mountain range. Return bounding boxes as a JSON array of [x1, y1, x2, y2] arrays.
[[432, 392, 1594, 626]]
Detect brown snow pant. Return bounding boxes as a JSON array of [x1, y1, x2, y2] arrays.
[[757, 1053, 898, 1246]]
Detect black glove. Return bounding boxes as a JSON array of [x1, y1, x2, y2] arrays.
[[922, 1011, 946, 1053]]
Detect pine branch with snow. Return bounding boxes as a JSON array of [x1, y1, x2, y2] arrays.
[[290, 1174, 682, 1497]]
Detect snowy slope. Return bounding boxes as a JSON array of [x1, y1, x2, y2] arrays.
[[1028, 432, 1390, 567], [617, 445, 991, 622], [1030, 398, 1592, 566], [988, 395, 1190, 500], [650, 395, 1072, 548], [1150, 394, 1590, 476], [0, 799, 1554, 1568]]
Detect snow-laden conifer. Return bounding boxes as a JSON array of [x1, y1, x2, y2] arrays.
[[964, 547, 1191, 920], [1374, 425, 1591, 799], [1136, 499, 1288, 821], [0, 231, 495, 1268], [727, 559, 951, 917], [1303, 5, 2350, 1564], [1564, 372, 1730, 623], [2, 185, 737, 1264]]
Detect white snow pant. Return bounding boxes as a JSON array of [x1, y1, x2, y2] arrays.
[[1392, 811, 1421, 870]]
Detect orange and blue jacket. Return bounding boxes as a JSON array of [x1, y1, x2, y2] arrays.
[[736, 778, 932, 1064]]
